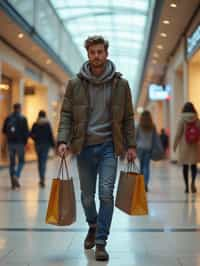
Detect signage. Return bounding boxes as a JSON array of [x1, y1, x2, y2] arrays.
[[148, 84, 169, 101], [187, 25, 200, 57], [24, 86, 35, 95]]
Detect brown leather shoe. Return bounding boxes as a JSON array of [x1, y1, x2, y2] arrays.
[[84, 227, 96, 249], [95, 244, 109, 261]]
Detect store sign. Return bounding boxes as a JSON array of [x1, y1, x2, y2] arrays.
[[148, 84, 169, 101], [24, 86, 35, 95], [187, 25, 200, 57]]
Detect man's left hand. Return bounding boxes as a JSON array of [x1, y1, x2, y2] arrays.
[[126, 148, 136, 162]]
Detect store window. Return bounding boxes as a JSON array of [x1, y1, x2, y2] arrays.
[[0, 75, 12, 164]]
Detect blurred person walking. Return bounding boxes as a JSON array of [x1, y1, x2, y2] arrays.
[[57, 36, 136, 261], [136, 110, 159, 192], [2, 103, 29, 190], [173, 102, 200, 193], [160, 128, 169, 154], [30, 110, 55, 188]]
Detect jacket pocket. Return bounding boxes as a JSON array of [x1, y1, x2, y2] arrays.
[[72, 105, 88, 123]]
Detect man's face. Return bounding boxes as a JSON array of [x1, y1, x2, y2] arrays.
[[87, 44, 108, 68]]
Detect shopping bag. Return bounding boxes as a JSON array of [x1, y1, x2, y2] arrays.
[[46, 157, 76, 226], [115, 163, 148, 215], [151, 129, 165, 161]]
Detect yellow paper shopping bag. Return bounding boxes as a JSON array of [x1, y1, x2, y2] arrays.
[[46, 157, 76, 226], [115, 163, 148, 215]]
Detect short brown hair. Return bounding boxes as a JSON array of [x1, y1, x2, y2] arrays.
[[84, 35, 109, 51]]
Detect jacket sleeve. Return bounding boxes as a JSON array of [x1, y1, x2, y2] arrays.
[[2, 117, 8, 134], [123, 81, 136, 148], [22, 117, 29, 144], [30, 123, 37, 141], [57, 81, 73, 144], [48, 123, 55, 148], [173, 119, 184, 150]]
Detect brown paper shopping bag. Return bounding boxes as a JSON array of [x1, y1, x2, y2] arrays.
[[115, 163, 148, 215], [46, 157, 76, 226]]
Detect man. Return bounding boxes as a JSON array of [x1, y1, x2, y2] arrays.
[[57, 36, 136, 261], [2, 103, 29, 189]]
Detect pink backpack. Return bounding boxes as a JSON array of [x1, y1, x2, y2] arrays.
[[185, 121, 200, 144]]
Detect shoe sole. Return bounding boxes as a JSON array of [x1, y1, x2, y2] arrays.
[[95, 256, 109, 261]]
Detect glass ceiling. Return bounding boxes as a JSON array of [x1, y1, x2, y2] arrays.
[[50, 0, 155, 101]]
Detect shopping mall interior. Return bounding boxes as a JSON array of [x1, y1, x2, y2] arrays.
[[0, 0, 200, 265]]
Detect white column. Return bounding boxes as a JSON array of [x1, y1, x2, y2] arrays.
[[11, 78, 25, 109], [0, 60, 2, 84], [0, 60, 2, 165], [19, 78, 25, 107], [169, 70, 176, 161], [183, 61, 188, 102]]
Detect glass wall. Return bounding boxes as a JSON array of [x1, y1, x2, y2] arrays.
[[8, 0, 84, 74]]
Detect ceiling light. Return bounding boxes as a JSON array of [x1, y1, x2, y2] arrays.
[[152, 59, 157, 64], [160, 32, 167, 38], [18, 33, 24, 39], [46, 59, 52, 65], [137, 107, 144, 114], [157, 45, 163, 50], [153, 52, 159, 58], [0, 84, 9, 90], [170, 3, 177, 8], [163, 20, 170, 25]]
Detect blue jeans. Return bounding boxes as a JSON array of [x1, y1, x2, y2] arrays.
[[35, 144, 49, 181], [8, 143, 25, 179], [138, 149, 151, 186], [77, 141, 117, 245]]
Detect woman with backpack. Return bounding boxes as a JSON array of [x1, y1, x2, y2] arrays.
[[30, 110, 55, 187], [173, 102, 200, 193]]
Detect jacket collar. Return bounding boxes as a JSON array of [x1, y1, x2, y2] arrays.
[[77, 72, 122, 89]]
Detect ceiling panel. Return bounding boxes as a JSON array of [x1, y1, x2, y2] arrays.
[[50, 0, 155, 99]]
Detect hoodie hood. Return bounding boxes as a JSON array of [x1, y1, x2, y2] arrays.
[[181, 112, 198, 123], [79, 59, 116, 84], [36, 117, 49, 125]]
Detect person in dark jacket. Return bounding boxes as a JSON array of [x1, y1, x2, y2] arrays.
[[160, 128, 169, 154], [2, 103, 29, 189], [30, 110, 55, 187]]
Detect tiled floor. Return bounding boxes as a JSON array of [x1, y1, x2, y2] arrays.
[[0, 158, 200, 265]]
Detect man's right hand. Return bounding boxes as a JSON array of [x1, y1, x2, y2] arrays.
[[57, 143, 70, 158]]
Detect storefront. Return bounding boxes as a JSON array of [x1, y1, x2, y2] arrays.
[[187, 24, 200, 114], [163, 13, 200, 160], [0, 75, 12, 163], [0, 41, 63, 166]]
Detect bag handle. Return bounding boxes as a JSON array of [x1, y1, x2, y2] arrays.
[[127, 161, 140, 173], [57, 156, 70, 180]]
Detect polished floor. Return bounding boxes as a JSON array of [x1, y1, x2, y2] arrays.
[[0, 158, 200, 266]]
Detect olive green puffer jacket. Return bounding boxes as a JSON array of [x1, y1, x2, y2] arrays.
[[57, 73, 135, 155]]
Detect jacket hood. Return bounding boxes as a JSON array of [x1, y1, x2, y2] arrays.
[[181, 112, 198, 123], [36, 117, 49, 125], [79, 59, 116, 84]]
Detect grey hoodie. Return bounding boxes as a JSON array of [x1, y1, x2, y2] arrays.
[[79, 59, 116, 146]]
